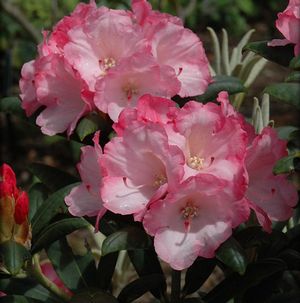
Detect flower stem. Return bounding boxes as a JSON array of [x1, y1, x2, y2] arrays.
[[171, 269, 181, 303], [29, 254, 71, 301]]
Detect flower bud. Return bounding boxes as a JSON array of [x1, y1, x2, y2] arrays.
[[0, 164, 31, 248]]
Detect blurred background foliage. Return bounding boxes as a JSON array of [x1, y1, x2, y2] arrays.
[[0, 0, 296, 188]]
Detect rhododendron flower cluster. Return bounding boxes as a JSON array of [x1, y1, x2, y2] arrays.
[[268, 0, 300, 55], [0, 164, 31, 248], [19, 0, 211, 136], [65, 93, 297, 270]]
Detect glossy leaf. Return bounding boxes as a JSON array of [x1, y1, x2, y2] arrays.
[[273, 152, 300, 175], [182, 257, 216, 296], [244, 41, 294, 67], [0, 278, 62, 302], [0, 97, 26, 119], [216, 237, 248, 275], [101, 226, 151, 256], [71, 290, 118, 303], [264, 83, 300, 109], [28, 183, 49, 221], [31, 218, 90, 254], [117, 274, 166, 303], [289, 55, 300, 70], [29, 163, 79, 192], [31, 183, 79, 239], [196, 75, 245, 102], [0, 296, 43, 303], [0, 241, 31, 275], [46, 238, 98, 291], [76, 114, 102, 141]]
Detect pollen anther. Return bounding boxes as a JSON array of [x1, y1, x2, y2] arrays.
[[187, 155, 205, 170]]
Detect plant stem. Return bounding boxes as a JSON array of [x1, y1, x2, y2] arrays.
[[171, 269, 181, 303], [29, 254, 71, 301]]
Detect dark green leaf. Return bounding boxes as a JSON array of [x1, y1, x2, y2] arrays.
[[276, 126, 298, 140], [29, 163, 79, 192], [244, 41, 294, 67], [102, 226, 151, 256], [285, 71, 300, 83], [0, 97, 26, 119], [31, 183, 79, 239], [97, 252, 119, 291], [28, 183, 49, 221], [31, 218, 89, 254], [278, 249, 300, 270], [289, 56, 300, 70], [216, 237, 248, 275], [71, 289, 118, 303], [128, 248, 166, 299], [0, 296, 43, 303], [0, 241, 31, 275], [0, 278, 62, 302], [264, 83, 300, 108], [76, 114, 102, 141], [117, 274, 165, 303], [46, 238, 97, 291], [267, 292, 300, 303], [273, 152, 300, 175], [182, 257, 216, 296], [196, 75, 245, 102]]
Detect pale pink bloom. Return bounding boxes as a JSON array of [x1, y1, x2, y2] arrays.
[[19, 60, 41, 116], [245, 126, 298, 232], [65, 132, 106, 220], [94, 54, 180, 121], [64, 10, 148, 91], [101, 122, 184, 217], [173, 99, 248, 200], [268, 0, 300, 55], [35, 54, 93, 136], [143, 175, 248, 270]]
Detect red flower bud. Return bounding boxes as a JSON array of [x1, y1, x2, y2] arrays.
[[14, 191, 29, 225]]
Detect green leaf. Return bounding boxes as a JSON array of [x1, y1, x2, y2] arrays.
[[268, 292, 300, 303], [128, 248, 166, 299], [196, 75, 245, 102], [46, 238, 98, 291], [182, 258, 216, 297], [0, 296, 43, 303], [276, 126, 298, 140], [28, 183, 49, 221], [0, 241, 31, 275], [31, 183, 79, 239], [29, 163, 79, 192], [289, 55, 300, 70], [244, 41, 294, 67], [285, 71, 300, 83], [31, 218, 90, 254], [71, 290, 118, 303], [216, 237, 248, 275], [101, 226, 152, 256], [0, 97, 26, 119], [273, 152, 300, 175], [264, 83, 300, 108], [117, 274, 166, 303], [76, 114, 102, 141], [0, 278, 62, 303]]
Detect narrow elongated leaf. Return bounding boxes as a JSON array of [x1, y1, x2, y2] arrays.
[[0, 97, 26, 118], [182, 258, 216, 296], [244, 41, 294, 66], [46, 238, 97, 291], [28, 183, 49, 221], [71, 290, 118, 303], [31, 218, 89, 254], [31, 183, 79, 239], [0, 241, 31, 275], [101, 226, 151, 256], [264, 83, 300, 108], [29, 163, 79, 192], [0, 296, 43, 303], [76, 114, 102, 141], [0, 278, 62, 303], [196, 75, 245, 102], [117, 274, 165, 303], [216, 237, 248, 275]]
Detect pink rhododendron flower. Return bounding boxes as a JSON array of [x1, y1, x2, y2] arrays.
[[94, 54, 180, 121], [65, 132, 106, 222], [268, 0, 300, 55], [244, 126, 298, 232], [143, 175, 248, 270], [101, 122, 184, 217]]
